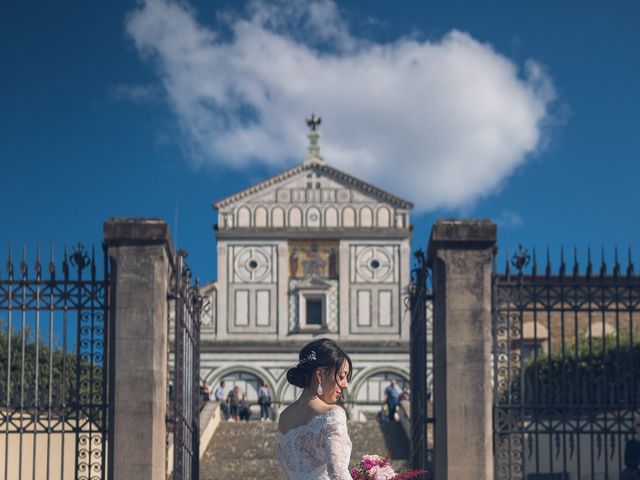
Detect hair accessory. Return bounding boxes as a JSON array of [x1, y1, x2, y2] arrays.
[[297, 350, 317, 368]]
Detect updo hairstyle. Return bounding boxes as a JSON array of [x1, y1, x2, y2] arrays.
[[286, 338, 353, 389]]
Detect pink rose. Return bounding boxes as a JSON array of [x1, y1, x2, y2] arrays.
[[363, 459, 377, 470], [362, 454, 384, 463], [371, 465, 396, 480], [362, 454, 386, 471]]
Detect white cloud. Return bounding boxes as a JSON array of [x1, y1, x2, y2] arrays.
[[110, 83, 160, 103], [125, 0, 556, 211], [496, 210, 524, 228]]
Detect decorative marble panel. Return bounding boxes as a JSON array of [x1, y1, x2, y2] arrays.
[[228, 284, 277, 333], [233, 246, 273, 283], [201, 288, 216, 330], [306, 207, 321, 227], [351, 245, 397, 283], [349, 285, 399, 334], [288, 279, 338, 333]]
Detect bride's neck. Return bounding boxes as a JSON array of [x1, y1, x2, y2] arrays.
[[299, 387, 320, 403]]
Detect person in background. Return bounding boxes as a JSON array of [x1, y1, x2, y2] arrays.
[[258, 379, 272, 422], [238, 393, 251, 422], [399, 385, 410, 402], [201, 379, 211, 408], [383, 378, 401, 422], [212, 380, 230, 419], [227, 385, 241, 421], [621, 420, 640, 480]]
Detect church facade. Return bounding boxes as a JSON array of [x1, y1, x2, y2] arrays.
[[199, 121, 414, 419]]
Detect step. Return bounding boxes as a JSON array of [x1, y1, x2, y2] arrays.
[[200, 419, 410, 479], [349, 420, 410, 472]]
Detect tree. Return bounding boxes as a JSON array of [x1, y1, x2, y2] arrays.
[[519, 334, 640, 410]]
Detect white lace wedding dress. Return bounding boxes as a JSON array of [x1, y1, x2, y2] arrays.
[[276, 408, 352, 479]]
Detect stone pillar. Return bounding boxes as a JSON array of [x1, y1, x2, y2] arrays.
[[216, 243, 228, 338], [104, 218, 174, 480], [426, 220, 496, 480], [277, 242, 289, 337]]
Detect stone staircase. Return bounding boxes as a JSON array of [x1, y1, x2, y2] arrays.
[[200, 419, 410, 479], [200, 420, 281, 479], [349, 420, 409, 472]]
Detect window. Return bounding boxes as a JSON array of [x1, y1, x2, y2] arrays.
[[297, 290, 328, 331], [306, 298, 323, 325]]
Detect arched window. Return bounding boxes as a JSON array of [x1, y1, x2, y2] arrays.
[[360, 207, 373, 227], [376, 207, 391, 227], [237, 207, 251, 227], [215, 371, 263, 402], [325, 207, 338, 227], [354, 371, 409, 403], [254, 206, 268, 227], [272, 207, 285, 227], [342, 207, 355, 227], [289, 207, 302, 227]]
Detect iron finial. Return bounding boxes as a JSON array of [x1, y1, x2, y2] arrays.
[[545, 246, 551, 278], [511, 244, 530, 274], [36, 244, 42, 281], [49, 244, 55, 278], [70, 242, 90, 274], [7, 246, 13, 278], [505, 248, 511, 278], [91, 245, 96, 280], [21, 245, 28, 278], [63, 246, 69, 280], [306, 113, 321, 132]]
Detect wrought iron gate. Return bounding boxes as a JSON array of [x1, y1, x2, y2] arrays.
[[0, 244, 110, 480], [408, 249, 434, 478], [168, 251, 203, 480], [493, 246, 640, 480]]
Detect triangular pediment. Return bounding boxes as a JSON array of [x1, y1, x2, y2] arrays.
[[213, 163, 412, 210]]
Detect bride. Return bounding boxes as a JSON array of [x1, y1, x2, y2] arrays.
[[276, 338, 353, 479]]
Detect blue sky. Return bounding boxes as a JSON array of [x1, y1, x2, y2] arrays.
[[2, 0, 639, 283]]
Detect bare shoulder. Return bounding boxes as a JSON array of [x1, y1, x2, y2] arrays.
[[279, 402, 344, 433], [313, 403, 344, 418], [326, 404, 343, 413], [277, 403, 296, 431]]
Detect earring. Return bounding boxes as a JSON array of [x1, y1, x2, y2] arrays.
[[317, 382, 323, 396]]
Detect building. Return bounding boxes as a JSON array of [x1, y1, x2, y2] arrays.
[[199, 117, 414, 419]]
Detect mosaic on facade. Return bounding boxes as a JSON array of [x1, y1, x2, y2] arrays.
[[288, 240, 339, 279]]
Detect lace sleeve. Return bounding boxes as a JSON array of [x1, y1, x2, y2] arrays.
[[322, 408, 352, 480]]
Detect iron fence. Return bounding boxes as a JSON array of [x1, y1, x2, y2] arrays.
[[408, 249, 434, 478], [168, 251, 203, 480], [0, 244, 109, 480], [493, 246, 640, 480]]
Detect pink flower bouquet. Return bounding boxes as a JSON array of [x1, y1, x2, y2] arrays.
[[350, 454, 427, 480]]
